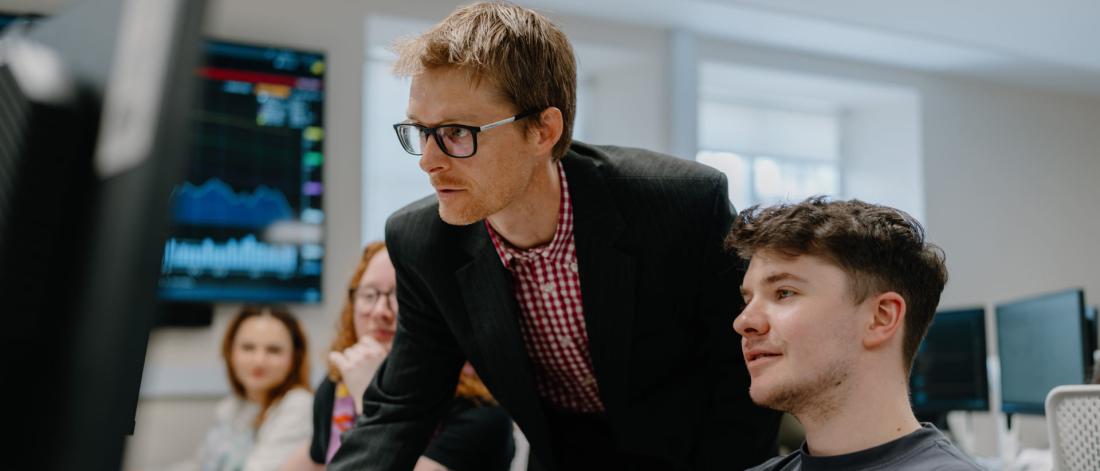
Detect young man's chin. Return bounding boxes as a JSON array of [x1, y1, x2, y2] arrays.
[[748, 381, 789, 411], [748, 386, 770, 407]]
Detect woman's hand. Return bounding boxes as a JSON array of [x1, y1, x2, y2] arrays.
[[328, 335, 388, 414]]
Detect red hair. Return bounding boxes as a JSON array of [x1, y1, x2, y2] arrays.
[[327, 241, 387, 382]]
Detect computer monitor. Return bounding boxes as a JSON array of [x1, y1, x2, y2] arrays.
[[0, 13, 15, 30], [0, 0, 206, 469], [157, 39, 326, 303], [996, 288, 1090, 415], [910, 307, 990, 418]]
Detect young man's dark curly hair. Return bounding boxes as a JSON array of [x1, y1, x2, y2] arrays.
[[725, 196, 949, 373]]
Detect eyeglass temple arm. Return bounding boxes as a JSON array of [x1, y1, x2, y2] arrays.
[[478, 110, 537, 132]]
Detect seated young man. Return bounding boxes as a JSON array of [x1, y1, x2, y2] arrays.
[[728, 197, 982, 470]]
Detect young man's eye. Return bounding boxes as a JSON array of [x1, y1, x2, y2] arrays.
[[777, 289, 795, 299]]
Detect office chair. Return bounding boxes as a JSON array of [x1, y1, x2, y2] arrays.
[[1046, 384, 1100, 471]]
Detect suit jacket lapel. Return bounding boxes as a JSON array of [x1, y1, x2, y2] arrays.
[[562, 154, 637, 423], [454, 225, 553, 463]]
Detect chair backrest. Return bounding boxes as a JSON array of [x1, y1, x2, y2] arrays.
[[1046, 384, 1100, 471]]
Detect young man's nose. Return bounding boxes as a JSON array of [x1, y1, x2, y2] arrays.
[[734, 299, 769, 337]]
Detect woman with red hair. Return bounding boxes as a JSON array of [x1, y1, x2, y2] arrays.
[[283, 242, 514, 471]]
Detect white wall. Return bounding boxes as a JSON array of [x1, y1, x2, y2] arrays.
[[922, 78, 1100, 306], [843, 98, 924, 222]]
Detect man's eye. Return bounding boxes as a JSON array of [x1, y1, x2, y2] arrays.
[[447, 127, 470, 138], [777, 289, 795, 299]]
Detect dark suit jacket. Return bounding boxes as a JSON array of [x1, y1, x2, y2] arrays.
[[330, 142, 781, 471]]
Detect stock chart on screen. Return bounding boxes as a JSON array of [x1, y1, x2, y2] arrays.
[[159, 40, 325, 303]]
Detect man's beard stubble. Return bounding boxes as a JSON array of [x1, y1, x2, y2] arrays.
[[753, 360, 851, 424]]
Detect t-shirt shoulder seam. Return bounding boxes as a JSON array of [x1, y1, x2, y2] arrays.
[[866, 439, 979, 470], [861, 440, 940, 469], [930, 441, 984, 469]]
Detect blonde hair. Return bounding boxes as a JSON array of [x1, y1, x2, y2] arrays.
[[392, 1, 576, 161]]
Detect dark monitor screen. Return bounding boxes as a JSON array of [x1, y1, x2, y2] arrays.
[[910, 307, 989, 414], [996, 289, 1089, 415], [158, 39, 325, 303], [0, 12, 42, 31], [0, 0, 206, 468]]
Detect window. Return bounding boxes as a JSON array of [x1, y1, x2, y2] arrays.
[[697, 101, 840, 211], [361, 17, 433, 245]]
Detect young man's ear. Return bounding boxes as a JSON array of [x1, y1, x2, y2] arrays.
[[532, 107, 563, 155], [863, 292, 906, 350]]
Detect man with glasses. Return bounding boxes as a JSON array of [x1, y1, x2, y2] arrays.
[[330, 3, 779, 471]]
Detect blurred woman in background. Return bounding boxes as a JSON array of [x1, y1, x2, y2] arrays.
[[173, 305, 313, 471]]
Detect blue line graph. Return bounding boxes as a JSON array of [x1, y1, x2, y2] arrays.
[[161, 235, 298, 277], [172, 178, 294, 228]]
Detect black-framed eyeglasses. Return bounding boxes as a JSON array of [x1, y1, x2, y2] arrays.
[[349, 287, 398, 313], [393, 110, 538, 158]]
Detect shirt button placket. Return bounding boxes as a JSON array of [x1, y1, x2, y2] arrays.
[[558, 335, 574, 348]]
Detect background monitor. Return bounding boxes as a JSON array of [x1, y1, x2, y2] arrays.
[[996, 288, 1089, 415], [0, 11, 43, 32], [158, 39, 326, 303], [910, 307, 990, 416]]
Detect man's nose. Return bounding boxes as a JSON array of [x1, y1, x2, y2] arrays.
[[419, 133, 450, 174], [734, 299, 768, 337]]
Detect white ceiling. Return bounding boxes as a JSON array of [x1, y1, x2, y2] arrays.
[[9, 0, 1100, 96], [523, 0, 1100, 97]]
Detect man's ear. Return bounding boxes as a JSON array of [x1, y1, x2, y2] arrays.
[[863, 291, 906, 350], [532, 107, 563, 155]]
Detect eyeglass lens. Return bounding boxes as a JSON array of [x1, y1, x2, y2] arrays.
[[396, 125, 475, 157]]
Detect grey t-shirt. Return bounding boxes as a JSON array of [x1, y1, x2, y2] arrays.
[[746, 424, 984, 471]]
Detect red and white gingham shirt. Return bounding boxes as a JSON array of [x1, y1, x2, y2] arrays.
[[485, 161, 604, 413]]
